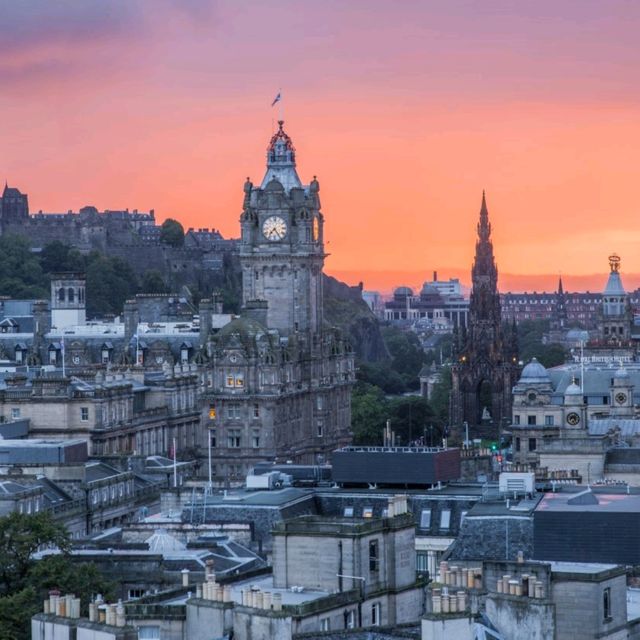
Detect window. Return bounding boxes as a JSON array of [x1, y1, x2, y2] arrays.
[[226, 375, 235, 387], [253, 404, 260, 418], [346, 610, 356, 629], [252, 430, 260, 449], [514, 414, 520, 425], [138, 627, 161, 640], [227, 404, 240, 419], [343, 506, 354, 517], [371, 602, 381, 626], [49, 350, 57, 365], [210, 430, 216, 448], [416, 551, 429, 573], [317, 420, 324, 437], [235, 374, 244, 388], [181, 348, 189, 364], [363, 507, 373, 519], [320, 618, 330, 631], [515, 437, 521, 452], [529, 438, 537, 452], [11, 408, 20, 420], [227, 430, 241, 448], [544, 415, 554, 426], [440, 509, 451, 530], [603, 587, 612, 621], [15, 349, 23, 364], [369, 540, 379, 572], [81, 407, 89, 421], [527, 415, 537, 425], [128, 589, 145, 599], [420, 509, 431, 528]]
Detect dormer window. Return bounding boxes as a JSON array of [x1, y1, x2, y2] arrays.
[[225, 373, 244, 388]]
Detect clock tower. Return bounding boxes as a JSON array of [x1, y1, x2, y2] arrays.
[[240, 120, 324, 337], [204, 121, 353, 479]]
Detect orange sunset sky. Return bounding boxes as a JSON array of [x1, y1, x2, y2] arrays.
[[2, 1, 640, 294]]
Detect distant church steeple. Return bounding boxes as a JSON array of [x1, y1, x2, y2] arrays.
[[551, 275, 567, 330]]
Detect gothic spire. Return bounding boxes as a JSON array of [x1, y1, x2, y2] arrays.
[[477, 190, 491, 242], [558, 275, 564, 295], [472, 191, 497, 283]]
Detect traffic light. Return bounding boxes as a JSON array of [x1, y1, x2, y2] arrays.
[[491, 442, 498, 452]]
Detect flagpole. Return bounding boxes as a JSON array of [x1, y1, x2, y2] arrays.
[[278, 87, 283, 121], [61, 335, 65, 378]]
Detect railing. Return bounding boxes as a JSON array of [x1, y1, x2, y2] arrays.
[[338, 446, 446, 454]]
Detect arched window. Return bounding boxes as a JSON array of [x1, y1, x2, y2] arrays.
[[58, 288, 65, 302], [68, 288, 75, 303]]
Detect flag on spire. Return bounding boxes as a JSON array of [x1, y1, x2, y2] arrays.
[[271, 91, 281, 107]]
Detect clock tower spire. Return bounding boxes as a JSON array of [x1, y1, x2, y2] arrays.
[[240, 121, 324, 336]]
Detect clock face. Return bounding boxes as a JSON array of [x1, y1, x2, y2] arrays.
[[616, 392, 627, 404], [312, 217, 319, 242], [262, 216, 287, 241], [566, 412, 580, 426]]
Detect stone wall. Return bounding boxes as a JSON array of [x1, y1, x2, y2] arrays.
[[185, 599, 234, 640], [485, 593, 555, 640], [552, 572, 628, 640]]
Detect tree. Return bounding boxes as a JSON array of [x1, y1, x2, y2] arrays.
[[381, 326, 427, 389], [141, 269, 168, 294], [85, 253, 139, 316], [0, 235, 48, 298], [159, 218, 185, 247], [517, 319, 567, 368], [351, 382, 388, 445], [0, 587, 39, 640], [429, 366, 452, 428], [357, 362, 406, 394], [26, 555, 115, 616], [387, 396, 435, 445], [0, 512, 112, 640], [0, 511, 69, 595], [40, 242, 85, 274]]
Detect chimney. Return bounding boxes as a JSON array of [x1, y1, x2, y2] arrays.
[[243, 300, 268, 327], [433, 271, 438, 282], [211, 291, 223, 315], [32, 299, 50, 342], [123, 299, 139, 343], [198, 299, 213, 346]]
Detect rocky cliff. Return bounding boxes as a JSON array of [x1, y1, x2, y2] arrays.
[[323, 274, 388, 363]]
